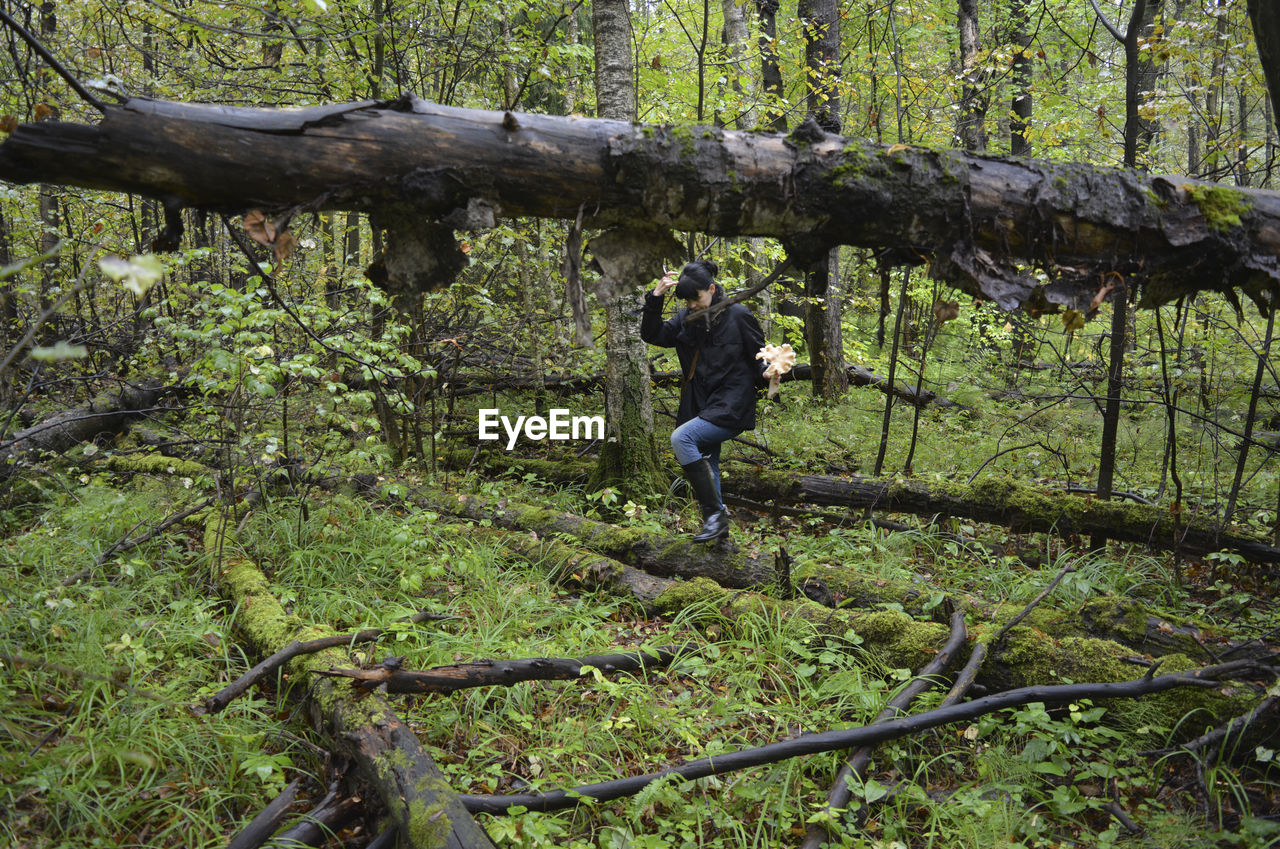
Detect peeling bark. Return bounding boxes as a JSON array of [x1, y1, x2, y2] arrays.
[[2, 96, 1279, 310]]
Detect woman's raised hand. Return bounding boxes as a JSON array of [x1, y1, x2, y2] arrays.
[[653, 269, 678, 296]]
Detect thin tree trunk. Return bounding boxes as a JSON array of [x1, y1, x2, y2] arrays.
[[1010, 0, 1032, 157], [956, 0, 988, 152], [754, 0, 786, 132], [1093, 279, 1129, 549], [1224, 306, 1276, 525], [874, 268, 910, 476]]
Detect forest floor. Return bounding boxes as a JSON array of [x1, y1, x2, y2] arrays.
[[1, 353, 1278, 848]]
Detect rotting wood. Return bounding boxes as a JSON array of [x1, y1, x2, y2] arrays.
[[722, 464, 1280, 564], [0, 382, 166, 481], [314, 645, 695, 695], [2, 95, 1279, 311], [203, 514, 495, 849], [458, 659, 1266, 815]]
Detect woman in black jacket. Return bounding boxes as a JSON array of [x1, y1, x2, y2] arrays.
[[640, 260, 772, 542]]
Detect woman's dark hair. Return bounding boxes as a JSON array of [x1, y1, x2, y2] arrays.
[[674, 259, 721, 301]]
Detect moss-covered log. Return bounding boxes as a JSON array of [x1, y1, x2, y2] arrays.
[[725, 466, 1280, 564], [2, 96, 1279, 311], [466, 526, 677, 610], [419, 489, 775, 588], [0, 382, 165, 481], [202, 515, 495, 849], [650, 576, 1255, 730]]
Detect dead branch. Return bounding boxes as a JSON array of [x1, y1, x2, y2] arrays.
[[459, 660, 1262, 815], [314, 645, 695, 695], [203, 609, 455, 714], [226, 777, 302, 849], [801, 610, 968, 848]]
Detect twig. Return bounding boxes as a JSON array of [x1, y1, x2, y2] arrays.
[[203, 609, 456, 714], [62, 495, 217, 586], [684, 257, 792, 324], [801, 610, 968, 848], [225, 777, 302, 849], [0, 8, 107, 112], [941, 642, 988, 705], [1151, 695, 1280, 762], [1105, 799, 1144, 836], [991, 559, 1077, 647]]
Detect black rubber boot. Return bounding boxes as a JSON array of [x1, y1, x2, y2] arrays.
[[681, 458, 730, 542]]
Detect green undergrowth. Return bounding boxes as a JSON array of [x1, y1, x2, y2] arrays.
[[3, 475, 1277, 849], [0, 482, 311, 848]]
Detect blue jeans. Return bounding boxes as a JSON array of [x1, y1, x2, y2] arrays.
[[671, 416, 740, 502]]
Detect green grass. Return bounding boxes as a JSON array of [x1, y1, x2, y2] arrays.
[[1, 455, 1276, 848], [0, 484, 310, 848]]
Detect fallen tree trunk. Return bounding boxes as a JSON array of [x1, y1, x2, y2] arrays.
[[1, 96, 1278, 311], [434, 449, 1280, 565], [0, 382, 165, 480], [203, 514, 495, 849], [419, 489, 776, 588], [724, 465, 1280, 564], [447, 362, 959, 409]]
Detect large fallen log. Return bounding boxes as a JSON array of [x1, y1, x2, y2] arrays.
[[433, 450, 1280, 564], [1, 95, 1278, 311], [723, 465, 1280, 564], [446, 362, 960, 409], [0, 382, 165, 480]]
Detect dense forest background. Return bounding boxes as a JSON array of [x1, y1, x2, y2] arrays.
[[0, 0, 1278, 847]]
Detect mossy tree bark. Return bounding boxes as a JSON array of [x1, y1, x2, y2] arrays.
[[3, 98, 1280, 312], [723, 463, 1280, 563], [588, 0, 669, 501], [0, 382, 164, 481]]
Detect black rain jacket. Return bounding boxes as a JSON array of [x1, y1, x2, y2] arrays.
[[640, 291, 768, 431]]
